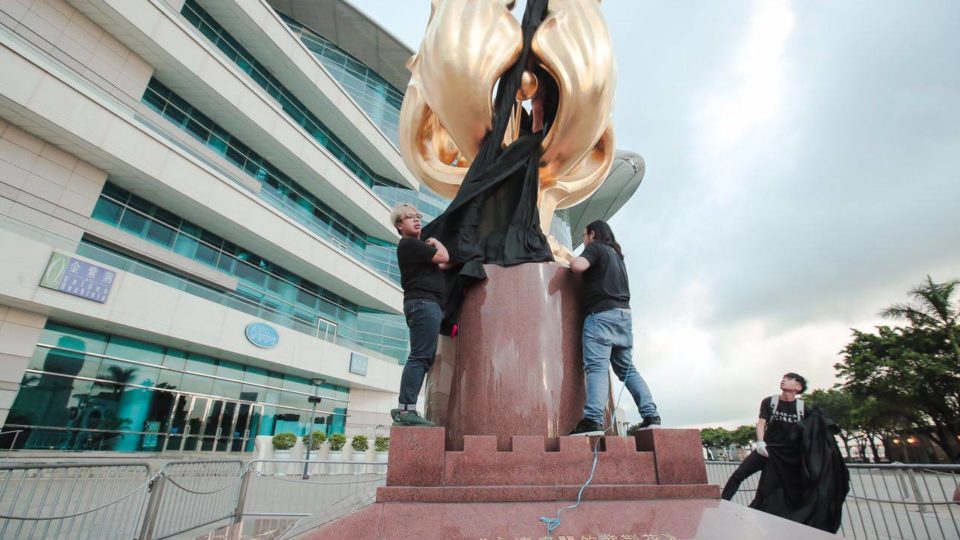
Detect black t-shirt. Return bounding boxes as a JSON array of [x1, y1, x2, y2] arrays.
[[580, 243, 631, 315], [759, 397, 801, 446], [397, 237, 445, 304]]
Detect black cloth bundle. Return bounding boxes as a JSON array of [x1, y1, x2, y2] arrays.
[[420, 0, 554, 335], [750, 407, 850, 533]]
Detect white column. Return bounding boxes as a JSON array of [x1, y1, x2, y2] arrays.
[[0, 306, 47, 426]]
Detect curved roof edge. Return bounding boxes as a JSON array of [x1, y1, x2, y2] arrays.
[[266, 0, 415, 92], [568, 150, 646, 248]]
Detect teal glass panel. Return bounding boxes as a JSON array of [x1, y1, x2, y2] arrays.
[[215, 360, 245, 382], [105, 336, 165, 366], [95, 358, 159, 390], [41, 323, 108, 355], [242, 367, 268, 386], [211, 379, 242, 400], [239, 384, 267, 403], [331, 407, 347, 435], [91, 197, 122, 225], [5, 323, 352, 452], [185, 353, 218, 375], [162, 349, 187, 370], [178, 373, 214, 395]]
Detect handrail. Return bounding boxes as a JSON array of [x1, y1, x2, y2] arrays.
[[0, 430, 22, 460]]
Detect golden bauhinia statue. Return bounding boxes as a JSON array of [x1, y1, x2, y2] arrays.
[[400, 0, 617, 261]]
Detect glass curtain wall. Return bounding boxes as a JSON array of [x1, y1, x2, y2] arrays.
[[179, 0, 406, 195], [141, 78, 405, 283], [89, 182, 409, 362], [3, 323, 349, 452], [277, 12, 404, 146]]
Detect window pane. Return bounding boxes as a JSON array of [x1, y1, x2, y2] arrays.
[[185, 354, 217, 375], [145, 220, 176, 248], [91, 197, 123, 225], [105, 336, 165, 366], [119, 208, 148, 236]]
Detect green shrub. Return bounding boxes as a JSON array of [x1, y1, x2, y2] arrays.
[[374, 436, 390, 452], [304, 431, 327, 450], [351, 435, 369, 452], [272, 432, 297, 451], [328, 433, 347, 451]]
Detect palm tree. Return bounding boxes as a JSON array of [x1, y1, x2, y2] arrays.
[[882, 276, 960, 361], [93, 366, 139, 395]]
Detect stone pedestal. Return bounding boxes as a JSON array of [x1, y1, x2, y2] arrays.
[[426, 262, 612, 451], [302, 427, 837, 539]]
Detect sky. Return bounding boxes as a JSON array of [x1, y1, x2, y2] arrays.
[[351, 0, 960, 428]]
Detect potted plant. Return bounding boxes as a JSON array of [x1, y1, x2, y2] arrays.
[[351, 435, 369, 460], [272, 432, 297, 475], [374, 436, 390, 463], [304, 431, 327, 474], [350, 435, 369, 474], [304, 431, 327, 452], [327, 433, 347, 461]]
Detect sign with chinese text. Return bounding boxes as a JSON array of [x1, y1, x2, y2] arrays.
[[39, 253, 116, 303], [245, 322, 280, 349], [349, 352, 368, 376]]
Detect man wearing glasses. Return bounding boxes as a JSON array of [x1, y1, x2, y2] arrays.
[[389, 204, 449, 426]]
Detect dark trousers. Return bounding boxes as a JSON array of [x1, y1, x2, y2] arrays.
[[721, 450, 767, 500], [398, 299, 442, 407]]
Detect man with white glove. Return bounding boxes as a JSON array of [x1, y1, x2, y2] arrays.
[[755, 440, 769, 458], [721, 373, 807, 501]]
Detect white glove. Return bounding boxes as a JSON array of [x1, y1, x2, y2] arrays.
[[756, 441, 769, 458]]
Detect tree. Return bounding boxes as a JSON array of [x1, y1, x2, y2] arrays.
[[882, 276, 960, 361], [730, 425, 757, 448], [699, 427, 732, 449], [835, 277, 960, 461], [92, 366, 139, 395]]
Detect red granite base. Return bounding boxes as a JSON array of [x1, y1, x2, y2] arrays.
[[302, 499, 840, 539], [384, 427, 710, 500], [377, 483, 719, 503], [301, 427, 836, 539]]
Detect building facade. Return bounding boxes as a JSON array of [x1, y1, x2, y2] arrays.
[[0, 0, 643, 454]]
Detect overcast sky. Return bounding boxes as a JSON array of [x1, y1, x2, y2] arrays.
[[351, 0, 960, 428]]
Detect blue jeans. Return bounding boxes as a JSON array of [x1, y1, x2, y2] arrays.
[[582, 308, 658, 424], [398, 299, 443, 408]]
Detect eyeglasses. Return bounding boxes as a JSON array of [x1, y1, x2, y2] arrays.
[[402, 214, 423, 222]]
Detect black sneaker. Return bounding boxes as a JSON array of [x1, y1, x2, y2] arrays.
[[391, 409, 435, 427], [638, 416, 662, 430], [569, 418, 605, 437]]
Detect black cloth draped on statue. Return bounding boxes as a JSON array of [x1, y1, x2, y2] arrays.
[[420, 0, 554, 335], [749, 407, 850, 533]]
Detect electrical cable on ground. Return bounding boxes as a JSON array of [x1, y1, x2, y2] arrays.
[[538, 383, 629, 535]]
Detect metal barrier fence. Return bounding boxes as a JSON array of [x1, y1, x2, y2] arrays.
[[707, 461, 960, 540], [0, 432, 22, 460], [8, 457, 953, 539], [140, 460, 244, 540], [240, 459, 387, 538], [0, 462, 153, 540], [0, 457, 387, 539]]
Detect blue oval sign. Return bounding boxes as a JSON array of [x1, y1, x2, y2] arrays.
[[245, 322, 279, 349]]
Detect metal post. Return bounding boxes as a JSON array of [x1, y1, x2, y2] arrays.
[[138, 473, 167, 540], [233, 468, 253, 525], [6, 431, 20, 459], [302, 378, 324, 479], [906, 469, 930, 513]]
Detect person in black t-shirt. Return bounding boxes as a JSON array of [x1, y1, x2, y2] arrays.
[[721, 372, 807, 500], [389, 204, 449, 426], [566, 220, 661, 436]]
